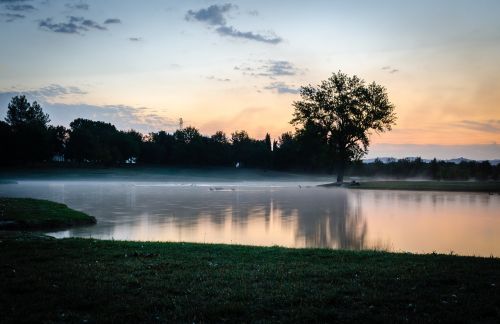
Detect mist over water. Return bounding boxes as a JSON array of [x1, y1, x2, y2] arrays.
[[1, 170, 499, 257]]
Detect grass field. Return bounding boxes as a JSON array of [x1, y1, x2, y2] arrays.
[[320, 180, 500, 193], [0, 196, 498, 322], [0, 197, 96, 230], [0, 237, 499, 323]]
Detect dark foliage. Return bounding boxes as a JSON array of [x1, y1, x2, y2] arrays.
[[1, 95, 497, 180], [291, 71, 396, 182]]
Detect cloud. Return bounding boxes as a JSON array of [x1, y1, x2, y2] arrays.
[[235, 60, 301, 77], [0, 84, 87, 101], [215, 26, 281, 44], [39, 16, 107, 34], [1, 12, 24, 21], [185, 3, 232, 26], [455, 120, 500, 133], [206, 75, 230, 82], [185, 3, 282, 45], [0, 0, 32, 3], [5, 4, 35, 11], [42, 103, 176, 133], [65, 3, 89, 11], [382, 66, 399, 74], [104, 18, 121, 24], [0, 91, 175, 133], [264, 82, 299, 94]]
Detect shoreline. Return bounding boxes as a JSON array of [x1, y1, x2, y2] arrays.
[[319, 180, 500, 193]]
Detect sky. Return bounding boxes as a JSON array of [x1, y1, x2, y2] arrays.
[[0, 0, 499, 160]]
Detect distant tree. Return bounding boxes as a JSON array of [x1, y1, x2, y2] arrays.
[[264, 133, 272, 152], [173, 126, 204, 165], [211, 131, 229, 144], [273, 132, 299, 170], [140, 131, 173, 164], [295, 121, 331, 171], [5, 95, 49, 129], [175, 126, 202, 144], [4, 96, 51, 162], [65, 118, 130, 164], [0, 121, 13, 165], [231, 130, 250, 144], [47, 125, 68, 159], [291, 71, 396, 182]]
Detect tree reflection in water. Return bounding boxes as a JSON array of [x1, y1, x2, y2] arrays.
[[0, 182, 367, 249]]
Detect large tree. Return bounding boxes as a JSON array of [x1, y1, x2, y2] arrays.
[[291, 71, 396, 182]]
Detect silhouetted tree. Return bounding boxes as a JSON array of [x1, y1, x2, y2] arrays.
[[4, 96, 52, 162], [47, 125, 68, 159], [65, 118, 138, 164], [291, 71, 396, 182], [0, 121, 13, 165], [5, 95, 49, 129]]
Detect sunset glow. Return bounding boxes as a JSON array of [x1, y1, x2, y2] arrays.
[[1, 0, 499, 159]]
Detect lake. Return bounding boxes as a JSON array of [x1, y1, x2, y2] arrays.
[[1, 178, 499, 257]]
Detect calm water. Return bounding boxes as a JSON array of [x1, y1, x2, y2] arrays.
[[1, 180, 499, 257]]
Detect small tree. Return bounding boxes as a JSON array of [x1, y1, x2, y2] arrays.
[[291, 71, 396, 183]]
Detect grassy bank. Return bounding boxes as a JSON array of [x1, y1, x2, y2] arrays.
[[0, 238, 498, 323], [320, 180, 500, 193], [0, 196, 498, 322], [0, 197, 96, 230]]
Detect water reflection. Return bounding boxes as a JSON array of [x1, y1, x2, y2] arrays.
[[0, 181, 499, 257]]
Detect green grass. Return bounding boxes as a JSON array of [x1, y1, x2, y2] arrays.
[[321, 181, 500, 192], [0, 239, 498, 323], [0, 197, 498, 322], [0, 197, 96, 230]]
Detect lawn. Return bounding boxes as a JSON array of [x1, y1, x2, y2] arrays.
[[0, 197, 96, 229], [0, 196, 498, 323], [320, 180, 500, 193]]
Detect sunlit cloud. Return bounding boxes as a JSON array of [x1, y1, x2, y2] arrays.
[[235, 60, 301, 78], [455, 120, 500, 133], [206, 75, 231, 82], [0, 84, 87, 101], [264, 82, 299, 94]]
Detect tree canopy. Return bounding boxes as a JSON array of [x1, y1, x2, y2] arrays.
[[1, 94, 497, 181], [5, 95, 50, 129], [291, 71, 397, 182]]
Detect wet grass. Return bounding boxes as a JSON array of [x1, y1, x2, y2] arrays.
[[0, 196, 498, 322], [0, 197, 96, 230], [0, 238, 499, 323], [321, 181, 500, 193]]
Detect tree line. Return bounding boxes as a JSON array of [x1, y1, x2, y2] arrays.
[[0, 95, 498, 180]]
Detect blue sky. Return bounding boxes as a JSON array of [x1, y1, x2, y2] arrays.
[[1, 0, 499, 159]]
